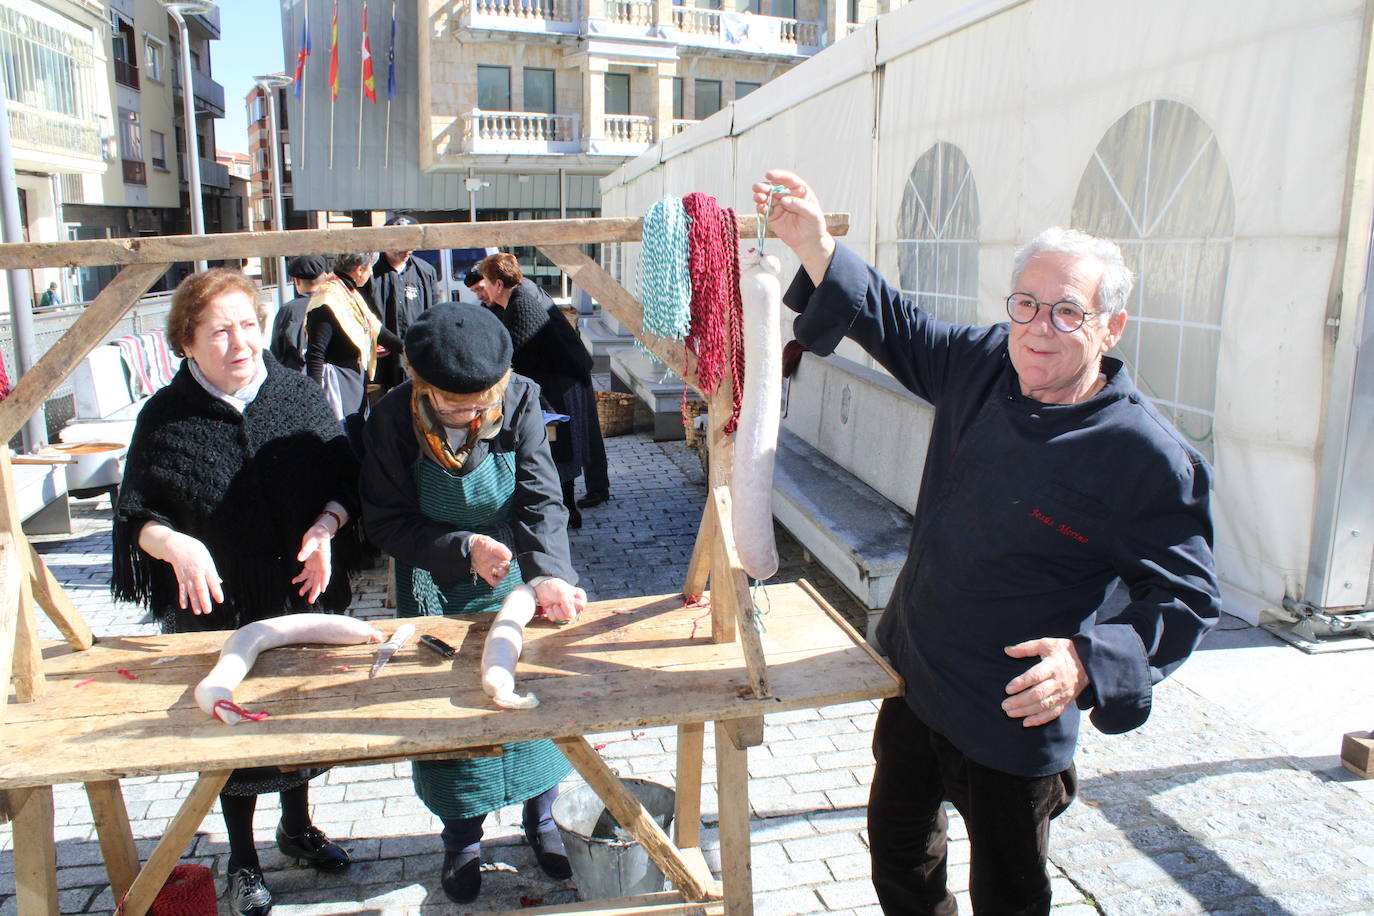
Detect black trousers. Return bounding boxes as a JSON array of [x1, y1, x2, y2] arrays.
[[868, 698, 1076, 916]]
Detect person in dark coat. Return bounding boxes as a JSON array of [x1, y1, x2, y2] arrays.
[[476, 253, 610, 525], [360, 302, 585, 904], [269, 254, 329, 372], [367, 214, 440, 392], [112, 269, 362, 916]]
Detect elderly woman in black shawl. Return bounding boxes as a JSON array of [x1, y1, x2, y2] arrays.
[[112, 269, 362, 916], [475, 253, 610, 527]]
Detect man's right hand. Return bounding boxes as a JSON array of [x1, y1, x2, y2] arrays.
[[751, 169, 836, 284]]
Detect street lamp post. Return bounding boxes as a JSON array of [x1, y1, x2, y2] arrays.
[[253, 74, 293, 308], [164, 0, 216, 273]]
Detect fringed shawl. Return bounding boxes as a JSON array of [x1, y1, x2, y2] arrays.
[[111, 357, 363, 633]]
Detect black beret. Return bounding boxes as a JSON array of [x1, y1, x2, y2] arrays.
[[287, 254, 329, 279], [463, 268, 483, 288], [404, 301, 512, 394]]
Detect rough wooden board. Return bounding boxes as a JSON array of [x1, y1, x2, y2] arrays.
[[0, 586, 900, 788], [555, 736, 715, 902], [673, 722, 706, 849], [0, 451, 44, 705], [28, 545, 93, 651], [118, 770, 230, 916], [11, 785, 58, 915], [0, 263, 165, 445], [713, 725, 753, 916], [708, 487, 770, 699], [0, 214, 852, 270], [0, 532, 19, 724], [85, 779, 140, 904], [682, 501, 715, 601], [485, 890, 723, 915]]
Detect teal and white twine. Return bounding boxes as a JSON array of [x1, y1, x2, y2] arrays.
[[637, 196, 693, 341]]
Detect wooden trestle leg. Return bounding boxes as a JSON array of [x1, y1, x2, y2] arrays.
[[86, 780, 142, 905], [119, 770, 232, 916]]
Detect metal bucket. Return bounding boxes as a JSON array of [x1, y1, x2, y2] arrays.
[[552, 779, 676, 900]]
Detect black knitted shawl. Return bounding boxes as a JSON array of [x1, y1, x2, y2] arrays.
[[111, 357, 362, 633]]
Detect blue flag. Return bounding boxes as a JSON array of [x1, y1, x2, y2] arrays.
[[293, 9, 311, 100], [386, 1, 397, 100]]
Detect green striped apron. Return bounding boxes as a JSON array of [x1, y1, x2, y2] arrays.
[[397, 451, 571, 820]]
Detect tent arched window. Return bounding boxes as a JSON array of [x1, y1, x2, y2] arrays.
[[1072, 99, 1234, 461], [896, 142, 980, 326]]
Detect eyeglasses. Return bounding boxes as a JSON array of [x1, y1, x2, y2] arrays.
[[1005, 293, 1102, 333], [432, 401, 500, 419]]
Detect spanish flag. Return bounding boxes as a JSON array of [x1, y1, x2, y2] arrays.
[[361, 2, 377, 103], [328, 0, 339, 101]]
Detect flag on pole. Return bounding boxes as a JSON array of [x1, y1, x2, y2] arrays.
[[293, 7, 311, 100], [387, 1, 397, 100], [328, 0, 340, 101], [361, 2, 377, 103]]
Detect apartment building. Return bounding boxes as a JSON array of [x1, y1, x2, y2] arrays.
[[280, 0, 898, 288], [2, 0, 236, 308]]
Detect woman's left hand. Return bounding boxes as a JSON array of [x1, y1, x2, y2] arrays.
[[533, 578, 586, 623], [294, 520, 335, 603]]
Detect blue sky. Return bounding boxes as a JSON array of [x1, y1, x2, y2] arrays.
[[215, 0, 286, 156]]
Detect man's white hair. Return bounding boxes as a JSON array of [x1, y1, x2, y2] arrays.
[[1011, 227, 1134, 317]]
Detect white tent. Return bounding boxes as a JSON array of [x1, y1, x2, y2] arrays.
[[600, 0, 1374, 628]]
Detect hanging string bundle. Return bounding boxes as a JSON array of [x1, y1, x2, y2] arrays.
[[636, 197, 693, 341], [681, 192, 745, 433]]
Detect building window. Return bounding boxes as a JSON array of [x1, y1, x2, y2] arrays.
[[524, 68, 555, 114], [735, 81, 761, 99], [282, 141, 292, 171], [896, 141, 980, 326], [150, 130, 167, 170], [604, 73, 631, 116], [0, 7, 98, 124], [694, 79, 721, 119], [117, 107, 145, 184], [847, 0, 859, 22], [111, 11, 138, 88], [477, 65, 511, 111], [775, 0, 796, 17], [144, 36, 165, 83], [1071, 100, 1233, 461], [672, 77, 684, 120], [739, 0, 760, 11]]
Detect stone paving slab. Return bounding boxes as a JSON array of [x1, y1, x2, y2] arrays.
[[3, 426, 1373, 914]]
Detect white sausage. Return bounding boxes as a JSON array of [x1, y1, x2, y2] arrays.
[[730, 252, 783, 580], [195, 613, 383, 724], [481, 585, 540, 709]]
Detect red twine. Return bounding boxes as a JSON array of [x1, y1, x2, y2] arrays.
[[213, 699, 269, 723], [73, 677, 96, 688], [116, 669, 138, 680], [681, 193, 745, 434], [593, 730, 646, 751]]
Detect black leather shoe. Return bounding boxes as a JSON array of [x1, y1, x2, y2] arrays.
[[576, 491, 610, 509], [528, 829, 573, 880], [442, 850, 482, 903], [275, 824, 350, 872], [226, 862, 272, 916], [567, 506, 583, 529]]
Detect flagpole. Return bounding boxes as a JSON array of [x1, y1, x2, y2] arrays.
[[356, 1, 365, 170], [384, 0, 394, 167], [328, 0, 337, 169], [299, 1, 308, 170]]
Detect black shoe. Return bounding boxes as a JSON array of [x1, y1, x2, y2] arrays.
[[576, 491, 610, 509], [226, 862, 272, 916], [568, 506, 583, 529], [442, 850, 482, 903], [527, 829, 573, 880], [275, 824, 350, 872]]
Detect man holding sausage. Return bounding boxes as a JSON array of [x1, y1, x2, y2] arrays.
[[753, 169, 1220, 915]]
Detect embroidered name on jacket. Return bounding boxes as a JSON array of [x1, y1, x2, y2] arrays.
[[1029, 507, 1089, 544]]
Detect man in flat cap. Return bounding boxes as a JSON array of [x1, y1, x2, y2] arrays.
[[369, 214, 440, 392], [270, 254, 330, 372]]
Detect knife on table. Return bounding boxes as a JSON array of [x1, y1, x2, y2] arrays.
[[369, 623, 416, 678]]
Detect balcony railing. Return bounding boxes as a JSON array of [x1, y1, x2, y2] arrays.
[[603, 115, 655, 144], [604, 0, 654, 26], [472, 0, 578, 22], [7, 106, 102, 162], [671, 118, 699, 135], [122, 158, 146, 185], [114, 58, 139, 89], [670, 6, 820, 51], [178, 153, 231, 190], [458, 110, 581, 154]]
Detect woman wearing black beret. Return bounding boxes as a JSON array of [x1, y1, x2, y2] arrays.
[[359, 301, 585, 904]]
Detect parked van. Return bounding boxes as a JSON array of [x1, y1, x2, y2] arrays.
[[414, 247, 499, 304]]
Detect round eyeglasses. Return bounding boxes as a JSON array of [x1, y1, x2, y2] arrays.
[[1005, 293, 1102, 333]]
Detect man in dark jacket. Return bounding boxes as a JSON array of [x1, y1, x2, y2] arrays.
[[368, 214, 440, 391], [753, 169, 1220, 916], [269, 254, 329, 372]]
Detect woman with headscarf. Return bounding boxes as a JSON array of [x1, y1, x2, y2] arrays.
[[112, 269, 362, 916], [360, 301, 586, 904], [305, 250, 404, 427], [476, 253, 611, 527]]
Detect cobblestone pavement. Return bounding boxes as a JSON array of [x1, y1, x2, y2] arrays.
[[3, 426, 1374, 915]]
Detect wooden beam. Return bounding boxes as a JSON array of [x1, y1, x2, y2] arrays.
[[118, 769, 231, 916], [0, 450, 44, 704], [11, 785, 58, 916], [682, 501, 716, 601], [709, 487, 771, 700], [713, 722, 753, 916], [0, 262, 164, 445], [537, 243, 699, 392], [0, 213, 851, 270], [86, 780, 140, 905], [484, 890, 724, 915], [554, 736, 716, 903], [0, 532, 20, 723], [719, 717, 764, 751], [29, 544, 93, 651], [673, 722, 706, 849]]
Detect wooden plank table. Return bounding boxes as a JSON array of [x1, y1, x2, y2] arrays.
[[1, 582, 901, 916]]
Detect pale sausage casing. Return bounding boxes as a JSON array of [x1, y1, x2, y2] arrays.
[[195, 613, 383, 724], [481, 585, 540, 709], [730, 251, 783, 580]]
